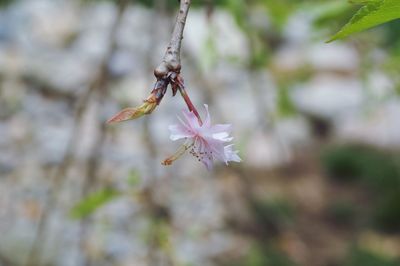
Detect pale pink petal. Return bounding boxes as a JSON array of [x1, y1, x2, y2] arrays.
[[202, 157, 213, 170], [207, 139, 226, 162], [177, 116, 193, 132], [210, 124, 232, 134], [212, 133, 233, 142], [166, 104, 241, 170], [206, 124, 232, 141], [203, 104, 211, 127], [182, 109, 200, 130], [224, 145, 241, 164], [168, 124, 194, 141], [196, 138, 214, 170]]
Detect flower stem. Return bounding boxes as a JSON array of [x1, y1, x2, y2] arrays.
[[178, 87, 203, 126]]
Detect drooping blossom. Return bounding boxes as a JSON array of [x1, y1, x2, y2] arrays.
[[162, 104, 241, 170]]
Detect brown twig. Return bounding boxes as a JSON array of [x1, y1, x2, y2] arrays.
[[154, 0, 192, 78], [107, 0, 198, 125]]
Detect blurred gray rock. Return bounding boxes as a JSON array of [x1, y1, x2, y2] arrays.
[[336, 100, 400, 148], [292, 74, 364, 120], [307, 43, 359, 73]]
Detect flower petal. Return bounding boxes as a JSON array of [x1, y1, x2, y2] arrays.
[[224, 145, 242, 164], [209, 124, 232, 141], [211, 124, 232, 134], [202, 156, 213, 170], [212, 133, 233, 142], [199, 137, 225, 162], [182, 109, 201, 130], [196, 138, 214, 170], [203, 104, 211, 127], [169, 124, 193, 141], [165, 103, 241, 170]]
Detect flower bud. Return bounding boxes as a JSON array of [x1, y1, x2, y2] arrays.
[[107, 93, 158, 123]]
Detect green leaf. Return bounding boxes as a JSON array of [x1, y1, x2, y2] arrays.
[[348, 0, 380, 4], [70, 188, 120, 219], [329, 0, 400, 42]]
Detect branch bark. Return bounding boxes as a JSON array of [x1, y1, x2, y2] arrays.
[[154, 0, 192, 78]]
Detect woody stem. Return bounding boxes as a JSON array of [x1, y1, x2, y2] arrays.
[[154, 0, 192, 78]]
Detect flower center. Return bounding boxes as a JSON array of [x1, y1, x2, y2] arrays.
[[189, 137, 213, 162]]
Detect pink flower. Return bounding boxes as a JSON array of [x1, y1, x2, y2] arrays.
[[163, 104, 241, 170]]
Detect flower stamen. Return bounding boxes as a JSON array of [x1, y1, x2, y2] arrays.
[[162, 140, 194, 166]]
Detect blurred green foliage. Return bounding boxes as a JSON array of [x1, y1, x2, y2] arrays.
[[255, 199, 295, 227], [382, 19, 400, 48], [277, 85, 296, 117], [322, 145, 368, 182], [373, 193, 400, 232], [321, 145, 400, 232], [253, 198, 295, 231], [223, 198, 297, 266], [327, 200, 357, 227], [144, 219, 171, 251], [321, 145, 400, 188], [70, 188, 120, 219], [312, 1, 359, 35], [126, 169, 141, 187], [343, 248, 400, 266], [243, 244, 295, 266], [0, 0, 13, 7]]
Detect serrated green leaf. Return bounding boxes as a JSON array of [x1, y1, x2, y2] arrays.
[[329, 0, 400, 42], [348, 0, 380, 4], [70, 188, 120, 219]]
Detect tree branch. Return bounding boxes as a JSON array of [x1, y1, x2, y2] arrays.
[[107, 0, 199, 125], [154, 0, 192, 78]]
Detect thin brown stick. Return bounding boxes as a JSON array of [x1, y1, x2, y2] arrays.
[[154, 0, 192, 78], [107, 0, 194, 125]]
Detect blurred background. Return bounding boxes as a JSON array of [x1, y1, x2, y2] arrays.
[[0, 0, 400, 265]]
